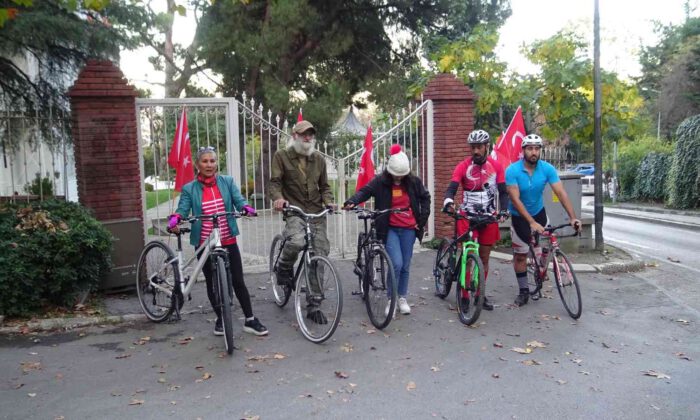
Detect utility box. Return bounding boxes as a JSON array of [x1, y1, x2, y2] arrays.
[[101, 218, 144, 290], [543, 171, 592, 252]]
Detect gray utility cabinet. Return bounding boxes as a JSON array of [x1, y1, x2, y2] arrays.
[[543, 171, 593, 252], [101, 218, 144, 290]]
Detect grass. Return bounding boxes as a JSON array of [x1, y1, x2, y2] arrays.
[[146, 190, 179, 210]]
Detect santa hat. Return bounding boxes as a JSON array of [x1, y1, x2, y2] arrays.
[[387, 144, 410, 176]]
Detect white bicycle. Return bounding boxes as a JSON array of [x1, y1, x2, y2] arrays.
[[135, 211, 248, 355]]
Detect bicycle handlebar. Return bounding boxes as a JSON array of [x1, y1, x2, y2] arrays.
[[185, 210, 247, 224], [442, 208, 508, 222], [541, 222, 581, 237], [283, 204, 334, 219], [352, 207, 409, 219]]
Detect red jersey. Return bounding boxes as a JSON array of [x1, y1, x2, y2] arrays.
[[389, 185, 416, 228], [450, 156, 505, 214]]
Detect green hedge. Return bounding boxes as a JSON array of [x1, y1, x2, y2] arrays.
[[667, 115, 700, 209], [0, 200, 113, 317], [617, 136, 673, 199], [633, 152, 671, 201]]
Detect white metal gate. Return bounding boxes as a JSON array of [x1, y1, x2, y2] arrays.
[[135, 97, 433, 272]]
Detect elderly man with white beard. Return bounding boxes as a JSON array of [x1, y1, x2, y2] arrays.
[[269, 120, 337, 324]]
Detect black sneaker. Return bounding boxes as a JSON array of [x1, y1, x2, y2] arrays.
[[243, 317, 268, 336], [213, 318, 224, 336], [515, 289, 530, 307], [306, 307, 328, 324], [277, 268, 293, 287], [476, 296, 494, 311]]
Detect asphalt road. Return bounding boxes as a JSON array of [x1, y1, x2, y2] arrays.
[[2, 251, 699, 419]]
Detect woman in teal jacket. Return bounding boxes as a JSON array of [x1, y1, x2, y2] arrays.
[[169, 147, 267, 336]]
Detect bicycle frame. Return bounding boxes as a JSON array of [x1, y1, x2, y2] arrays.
[[459, 230, 481, 289], [279, 206, 332, 290]]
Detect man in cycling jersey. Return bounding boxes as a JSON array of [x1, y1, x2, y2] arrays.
[[443, 129, 509, 312], [505, 134, 581, 306]]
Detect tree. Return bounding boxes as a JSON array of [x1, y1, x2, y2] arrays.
[[0, 0, 126, 112], [667, 114, 700, 209]]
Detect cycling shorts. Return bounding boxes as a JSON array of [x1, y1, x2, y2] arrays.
[[510, 209, 548, 254]]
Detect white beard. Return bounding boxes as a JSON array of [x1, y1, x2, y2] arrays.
[[289, 138, 316, 156]]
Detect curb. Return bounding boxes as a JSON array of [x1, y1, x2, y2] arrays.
[[490, 251, 644, 275], [612, 204, 700, 218], [0, 313, 146, 335]]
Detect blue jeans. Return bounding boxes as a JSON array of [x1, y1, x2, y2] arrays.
[[385, 227, 416, 297]]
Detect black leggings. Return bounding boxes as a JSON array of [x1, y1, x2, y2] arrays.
[[198, 243, 253, 319]]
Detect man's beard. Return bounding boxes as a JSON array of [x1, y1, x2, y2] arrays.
[[473, 153, 487, 165], [525, 153, 539, 165], [290, 138, 316, 156]]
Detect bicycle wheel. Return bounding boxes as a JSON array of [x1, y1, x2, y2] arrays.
[[294, 255, 343, 344], [434, 238, 454, 299], [456, 253, 485, 325], [526, 247, 542, 300], [136, 241, 177, 322], [364, 247, 397, 330], [553, 250, 582, 319], [269, 234, 291, 307], [215, 257, 235, 354]]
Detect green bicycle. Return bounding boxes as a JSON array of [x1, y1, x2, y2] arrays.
[[433, 208, 506, 325]]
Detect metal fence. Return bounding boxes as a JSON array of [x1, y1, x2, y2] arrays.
[[136, 97, 434, 272], [0, 101, 75, 202]]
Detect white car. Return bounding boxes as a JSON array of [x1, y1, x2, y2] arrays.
[[581, 175, 594, 195]]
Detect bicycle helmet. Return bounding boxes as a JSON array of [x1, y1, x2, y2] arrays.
[[521, 134, 544, 147], [467, 129, 490, 144]]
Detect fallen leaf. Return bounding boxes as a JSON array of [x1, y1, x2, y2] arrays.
[[650, 404, 661, 411], [579, 370, 591, 375], [572, 358, 583, 365], [527, 340, 547, 348], [406, 381, 416, 391], [20, 361, 42, 373], [27, 393, 36, 398], [341, 343, 354, 353], [492, 373, 500, 379], [642, 370, 670, 379], [257, 286, 267, 290], [111, 391, 122, 397], [179, 337, 194, 345], [157, 378, 166, 384], [667, 256, 680, 263], [493, 342, 503, 348], [676, 319, 690, 325], [602, 342, 610, 348], [505, 332, 520, 337], [129, 399, 144, 405], [334, 371, 349, 379], [366, 329, 377, 334], [511, 347, 532, 354], [115, 354, 132, 359], [498, 357, 508, 362], [464, 399, 477, 405], [243, 416, 260, 420], [55, 373, 63, 380], [675, 352, 692, 361], [202, 372, 213, 380], [13, 383, 24, 389], [430, 366, 440, 372], [273, 353, 286, 360], [556, 380, 567, 385], [521, 359, 541, 366]]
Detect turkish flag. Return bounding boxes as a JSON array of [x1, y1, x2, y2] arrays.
[[297, 108, 303, 122], [491, 106, 526, 168], [355, 124, 375, 193], [168, 108, 195, 192]]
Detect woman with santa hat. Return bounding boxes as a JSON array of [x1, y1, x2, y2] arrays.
[[343, 144, 431, 316]]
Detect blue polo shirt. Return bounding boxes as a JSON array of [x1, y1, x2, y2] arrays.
[[505, 159, 560, 216]]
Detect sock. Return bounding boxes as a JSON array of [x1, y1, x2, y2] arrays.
[[246, 316, 255, 322], [516, 271, 528, 290]]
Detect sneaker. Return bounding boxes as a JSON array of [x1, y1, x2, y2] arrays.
[[243, 317, 268, 336], [306, 307, 328, 324], [459, 297, 470, 314], [385, 301, 395, 318], [398, 297, 411, 315], [515, 289, 530, 307], [213, 318, 224, 336], [476, 296, 494, 311]]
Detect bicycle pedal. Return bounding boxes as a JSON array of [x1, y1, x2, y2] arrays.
[[351, 290, 363, 296]]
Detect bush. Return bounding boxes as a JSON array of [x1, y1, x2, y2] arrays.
[[633, 152, 671, 201], [616, 136, 674, 199], [24, 174, 54, 197], [667, 115, 700, 209], [144, 182, 154, 192], [0, 200, 113, 317]]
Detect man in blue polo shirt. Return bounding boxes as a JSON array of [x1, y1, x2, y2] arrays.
[[505, 134, 581, 306]]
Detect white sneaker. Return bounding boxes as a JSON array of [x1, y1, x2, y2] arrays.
[[398, 297, 411, 315]]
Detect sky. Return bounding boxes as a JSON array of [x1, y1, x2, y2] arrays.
[[120, 0, 698, 98]]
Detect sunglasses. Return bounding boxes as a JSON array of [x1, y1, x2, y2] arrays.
[[198, 146, 216, 152]]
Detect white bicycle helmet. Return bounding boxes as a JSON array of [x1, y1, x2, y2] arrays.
[[521, 134, 543, 147], [467, 129, 490, 144]]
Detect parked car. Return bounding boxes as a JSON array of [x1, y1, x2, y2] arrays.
[[573, 163, 595, 176]]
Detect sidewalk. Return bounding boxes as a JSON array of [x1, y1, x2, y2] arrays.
[[581, 200, 700, 231]]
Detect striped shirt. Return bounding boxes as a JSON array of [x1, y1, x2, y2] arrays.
[[200, 185, 236, 246]]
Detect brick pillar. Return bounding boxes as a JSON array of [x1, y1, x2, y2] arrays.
[[423, 74, 476, 239], [68, 59, 144, 289]]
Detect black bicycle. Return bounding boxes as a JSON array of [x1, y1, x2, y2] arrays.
[[269, 205, 342, 344], [350, 207, 406, 329]]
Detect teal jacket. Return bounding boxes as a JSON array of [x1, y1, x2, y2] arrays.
[[175, 175, 248, 248]]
